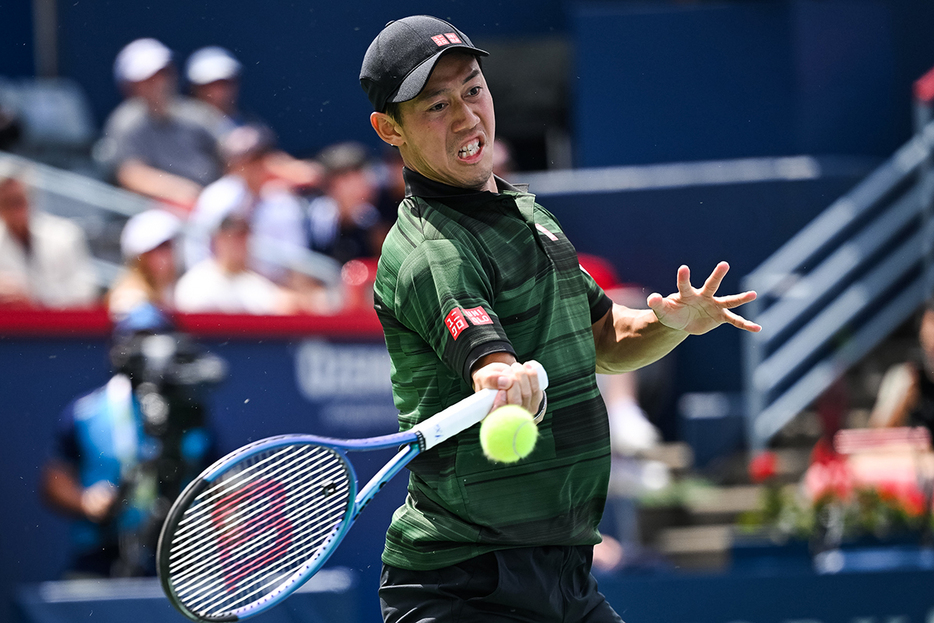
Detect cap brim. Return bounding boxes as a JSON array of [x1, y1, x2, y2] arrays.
[[389, 45, 488, 105]]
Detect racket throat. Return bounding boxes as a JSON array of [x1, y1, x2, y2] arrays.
[[352, 442, 421, 519]]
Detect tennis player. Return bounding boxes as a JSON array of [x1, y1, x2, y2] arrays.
[[360, 15, 761, 622]]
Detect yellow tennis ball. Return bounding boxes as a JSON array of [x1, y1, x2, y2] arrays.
[[479, 404, 539, 463]]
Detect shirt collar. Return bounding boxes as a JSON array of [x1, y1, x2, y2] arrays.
[[402, 167, 529, 206]]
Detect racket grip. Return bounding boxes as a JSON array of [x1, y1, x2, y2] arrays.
[[412, 360, 549, 451], [526, 360, 549, 392]]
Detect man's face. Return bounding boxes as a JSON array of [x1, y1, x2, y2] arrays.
[[330, 168, 376, 213], [0, 179, 30, 239], [213, 220, 250, 271], [194, 79, 239, 115], [130, 66, 176, 112], [393, 53, 496, 192]]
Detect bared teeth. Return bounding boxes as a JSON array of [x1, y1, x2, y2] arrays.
[[459, 140, 480, 157]]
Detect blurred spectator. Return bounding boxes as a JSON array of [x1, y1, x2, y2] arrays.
[[176, 213, 299, 314], [108, 209, 181, 319], [340, 256, 379, 311], [0, 165, 98, 307], [580, 253, 662, 454], [185, 125, 336, 313], [41, 304, 223, 577], [0, 103, 22, 151], [97, 38, 224, 212], [307, 141, 386, 263], [869, 300, 934, 442], [185, 46, 244, 130], [186, 124, 306, 281], [492, 138, 516, 180], [373, 146, 405, 223], [185, 46, 321, 190]]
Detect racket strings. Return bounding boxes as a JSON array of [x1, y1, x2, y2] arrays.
[[171, 451, 347, 585], [165, 444, 352, 618], [182, 510, 347, 617], [171, 462, 349, 599], [172, 476, 347, 595], [170, 446, 342, 560], [173, 444, 311, 535], [171, 448, 350, 615]]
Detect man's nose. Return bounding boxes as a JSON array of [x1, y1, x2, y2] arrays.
[[451, 100, 480, 132]]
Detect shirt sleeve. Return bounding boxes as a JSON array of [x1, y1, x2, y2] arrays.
[[580, 264, 614, 325], [394, 237, 515, 385], [111, 121, 149, 168]]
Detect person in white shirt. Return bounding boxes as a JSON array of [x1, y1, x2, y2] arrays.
[[184, 124, 310, 285], [0, 167, 98, 308], [175, 213, 295, 315]]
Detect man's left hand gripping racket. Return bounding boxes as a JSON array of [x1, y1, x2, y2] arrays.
[[157, 361, 548, 622]]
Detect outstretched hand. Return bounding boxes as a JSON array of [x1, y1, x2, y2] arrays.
[[647, 262, 761, 335]]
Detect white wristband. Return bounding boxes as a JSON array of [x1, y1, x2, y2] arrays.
[[533, 391, 548, 424]]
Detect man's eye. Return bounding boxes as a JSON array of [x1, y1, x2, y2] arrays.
[[467, 86, 481, 97]]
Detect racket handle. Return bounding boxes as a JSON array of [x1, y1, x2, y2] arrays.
[[525, 360, 549, 392], [412, 360, 549, 451]]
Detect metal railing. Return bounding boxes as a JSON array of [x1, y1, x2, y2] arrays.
[[742, 71, 934, 449]]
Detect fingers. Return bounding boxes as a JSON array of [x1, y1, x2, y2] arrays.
[[653, 263, 760, 334], [723, 309, 762, 333], [489, 361, 543, 412], [715, 289, 757, 308], [676, 265, 692, 297], [674, 262, 755, 308], [701, 261, 730, 296]]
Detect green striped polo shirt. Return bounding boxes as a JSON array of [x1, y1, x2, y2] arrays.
[[373, 168, 614, 571]]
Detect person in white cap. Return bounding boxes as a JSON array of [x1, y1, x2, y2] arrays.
[[97, 38, 225, 212], [107, 208, 181, 318], [186, 46, 243, 129], [185, 45, 323, 192]]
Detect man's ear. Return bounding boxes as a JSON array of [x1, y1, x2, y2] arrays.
[[370, 112, 405, 147]]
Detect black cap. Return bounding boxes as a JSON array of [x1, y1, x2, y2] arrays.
[[360, 15, 488, 113]]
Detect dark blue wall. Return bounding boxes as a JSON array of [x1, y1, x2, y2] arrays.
[[574, 2, 796, 166], [0, 1, 34, 77], [571, 0, 931, 167]]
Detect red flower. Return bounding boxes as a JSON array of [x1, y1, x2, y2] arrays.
[[804, 459, 855, 502], [749, 451, 779, 483], [877, 482, 900, 503], [901, 489, 926, 517]]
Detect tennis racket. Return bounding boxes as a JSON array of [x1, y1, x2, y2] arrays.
[[157, 361, 548, 622]]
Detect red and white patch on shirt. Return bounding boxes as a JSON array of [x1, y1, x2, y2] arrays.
[[445, 308, 469, 340], [463, 306, 493, 326], [445, 306, 493, 340]]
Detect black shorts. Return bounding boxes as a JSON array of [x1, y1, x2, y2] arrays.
[[379, 545, 624, 623]]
